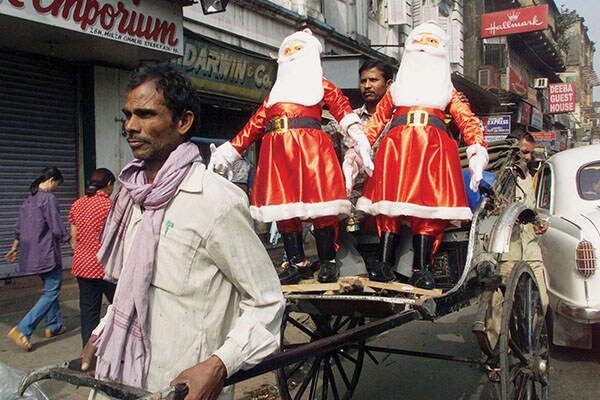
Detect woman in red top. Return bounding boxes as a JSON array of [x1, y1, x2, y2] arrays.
[[69, 168, 116, 346]]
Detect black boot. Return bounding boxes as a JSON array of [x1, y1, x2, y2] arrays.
[[278, 231, 312, 285], [314, 226, 339, 283], [368, 232, 397, 282], [409, 234, 436, 289]]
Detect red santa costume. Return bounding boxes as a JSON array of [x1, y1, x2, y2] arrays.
[[209, 29, 372, 284], [356, 22, 488, 288]]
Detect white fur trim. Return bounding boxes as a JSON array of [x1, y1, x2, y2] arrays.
[[356, 198, 473, 221], [280, 28, 323, 55], [339, 113, 361, 133], [250, 200, 351, 223], [408, 21, 449, 46]]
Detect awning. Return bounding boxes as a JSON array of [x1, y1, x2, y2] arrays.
[[451, 72, 501, 115]]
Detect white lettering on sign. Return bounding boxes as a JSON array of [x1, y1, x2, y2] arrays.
[[485, 15, 544, 37], [3, 0, 180, 49], [548, 82, 576, 114]]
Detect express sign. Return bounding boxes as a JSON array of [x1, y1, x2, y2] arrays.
[[548, 83, 575, 114], [481, 5, 548, 38]]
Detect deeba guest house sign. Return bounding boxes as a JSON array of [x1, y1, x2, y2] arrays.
[[0, 0, 183, 55], [548, 83, 575, 114]]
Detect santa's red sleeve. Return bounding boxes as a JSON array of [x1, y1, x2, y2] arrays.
[[230, 99, 269, 153], [448, 89, 487, 148], [322, 79, 360, 132], [363, 89, 394, 146]]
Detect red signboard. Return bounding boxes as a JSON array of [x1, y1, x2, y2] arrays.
[[548, 83, 575, 114], [508, 67, 528, 97], [518, 102, 532, 126], [481, 5, 548, 38]]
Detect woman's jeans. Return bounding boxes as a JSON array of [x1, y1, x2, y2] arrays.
[[17, 266, 63, 337]]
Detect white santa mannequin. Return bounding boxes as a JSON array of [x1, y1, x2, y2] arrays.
[[209, 29, 373, 284], [354, 21, 488, 288]]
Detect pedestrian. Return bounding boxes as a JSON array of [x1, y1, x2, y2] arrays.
[[81, 64, 284, 400], [209, 29, 374, 284], [68, 168, 117, 347], [355, 21, 488, 288], [5, 166, 70, 352]]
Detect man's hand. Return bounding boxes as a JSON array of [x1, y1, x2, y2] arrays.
[[5, 249, 17, 263], [170, 356, 226, 400], [80, 334, 98, 374], [533, 219, 549, 235]]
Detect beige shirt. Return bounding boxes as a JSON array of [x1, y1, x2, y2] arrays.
[[500, 171, 543, 262], [93, 161, 284, 399]]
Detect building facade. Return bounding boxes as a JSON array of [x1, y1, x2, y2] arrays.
[[0, 0, 189, 278]]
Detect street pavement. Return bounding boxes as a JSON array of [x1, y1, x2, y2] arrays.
[[0, 298, 278, 400], [2, 296, 600, 399]]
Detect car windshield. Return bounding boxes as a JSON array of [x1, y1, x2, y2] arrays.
[[578, 162, 600, 200]]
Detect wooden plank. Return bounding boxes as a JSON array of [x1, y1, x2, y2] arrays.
[[281, 276, 442, 297], [355, 278, 442, 296], [281, 282, 342, 293]]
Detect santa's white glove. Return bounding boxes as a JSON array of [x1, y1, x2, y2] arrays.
[[207, 141, 241, 181], [466, 142, 489, 192], [342, 148, 362, 196], [346, 123, 374, 176]]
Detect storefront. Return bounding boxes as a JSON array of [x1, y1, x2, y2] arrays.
[[0, 0, 186, 278], [174, 30, 277, 162]]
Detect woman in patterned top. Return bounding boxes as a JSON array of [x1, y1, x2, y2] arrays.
[[69, 168, 116, 346]]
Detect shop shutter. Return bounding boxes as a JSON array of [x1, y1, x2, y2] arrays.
[[0, 51, 78, 278]]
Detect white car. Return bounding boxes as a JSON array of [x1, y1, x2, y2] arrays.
[[535, 144, 600, 349]]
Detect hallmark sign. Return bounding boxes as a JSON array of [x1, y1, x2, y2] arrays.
[[481, 5, 548, 38], [0, 0, 183, 55], [548, 83, 575, 114]]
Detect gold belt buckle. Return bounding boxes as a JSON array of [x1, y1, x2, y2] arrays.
[[271, 116, 288, 134], [407, 110, 429, 127]]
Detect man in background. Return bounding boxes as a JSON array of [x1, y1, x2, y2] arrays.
[[324, 59, 395, 276]]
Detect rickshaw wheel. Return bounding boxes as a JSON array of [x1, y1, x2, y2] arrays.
[[276, 310, 366, 400], [500, 261, 549, 400]]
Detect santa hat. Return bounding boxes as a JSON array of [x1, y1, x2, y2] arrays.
[[279, 28, 323, 54], [407, 21, 449, 47]]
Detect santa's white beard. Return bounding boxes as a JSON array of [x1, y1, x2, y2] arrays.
[[267, 49, 324, 107], [391, 50, 453, 110]]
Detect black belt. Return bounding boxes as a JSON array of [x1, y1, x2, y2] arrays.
[[390, 111, 448, 132], [265, 116, 321, 133]]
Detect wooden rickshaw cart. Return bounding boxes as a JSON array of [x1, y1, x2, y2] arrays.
[[17, 139, 549, 400]]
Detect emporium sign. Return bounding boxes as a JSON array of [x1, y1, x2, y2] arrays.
[[548, 82, 575, 114], [481, 5, 548, 38], [0, 0, 183, 55], [175, 33, 277, 103]]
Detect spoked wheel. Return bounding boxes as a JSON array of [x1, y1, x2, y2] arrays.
[[500, 261, 549, 400], [276, 310, 366, 400]]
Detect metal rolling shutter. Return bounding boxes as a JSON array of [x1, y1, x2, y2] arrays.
[[0, 51, 78, 278]]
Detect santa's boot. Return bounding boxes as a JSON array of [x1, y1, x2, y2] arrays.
[[314, 226, 339, 283], [278, 231, 312, 285], [409, 234, 436, 289], [368, 232, 397, 282]]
